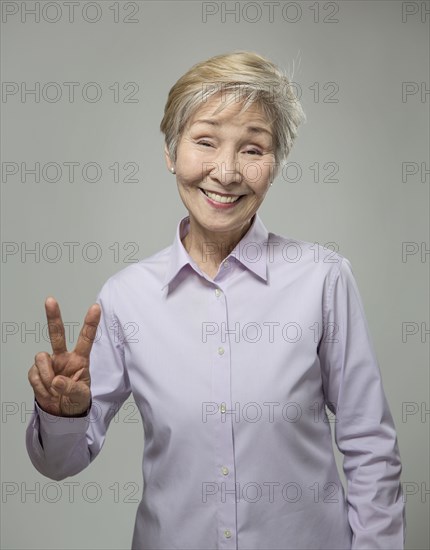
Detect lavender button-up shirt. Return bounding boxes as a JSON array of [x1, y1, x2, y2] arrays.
[[26, 213, 405, 549]]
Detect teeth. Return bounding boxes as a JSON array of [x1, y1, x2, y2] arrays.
[[203, 190, 241, 203]]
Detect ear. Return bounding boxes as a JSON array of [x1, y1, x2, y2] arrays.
[[164, 144, 174, 172]]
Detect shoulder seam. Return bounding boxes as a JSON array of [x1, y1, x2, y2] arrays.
[[322, 256, 346, 330]]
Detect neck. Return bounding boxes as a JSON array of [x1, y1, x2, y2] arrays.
[[182, 217, 254, 275]]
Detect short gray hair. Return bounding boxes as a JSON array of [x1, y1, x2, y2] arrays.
[[160, 50, 306, 175]]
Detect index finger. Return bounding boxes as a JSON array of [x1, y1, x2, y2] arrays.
[[74, 303, 102, 358], [45, 296, 68, 355]]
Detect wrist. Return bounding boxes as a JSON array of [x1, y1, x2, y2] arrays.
[[35, 398, 92, 418]]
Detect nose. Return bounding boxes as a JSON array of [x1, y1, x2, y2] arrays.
[[210, 148, 242, 186]]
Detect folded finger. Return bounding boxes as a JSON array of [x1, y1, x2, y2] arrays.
[[51, 377, 90, 410], [34, 351, 56, 390], [28, 365, 52, 400]]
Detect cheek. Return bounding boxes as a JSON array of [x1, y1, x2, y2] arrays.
[[253, 175, 272, 197], [247, 161, 273, 185], [177, 158, 204, 185], [176, 177, 200, 202], [177, 176, 200, 193]]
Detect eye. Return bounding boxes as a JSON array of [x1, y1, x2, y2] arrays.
[[197, 140, 213, 147], [245, 149, 263, 156]]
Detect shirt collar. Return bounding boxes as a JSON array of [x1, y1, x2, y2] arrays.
[[161, 213, 269, 291]]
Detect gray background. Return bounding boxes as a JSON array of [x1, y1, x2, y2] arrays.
[[1, 1, 429, 548]]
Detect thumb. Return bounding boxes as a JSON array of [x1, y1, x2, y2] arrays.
[[51, 375, 72, 395], [51, 375, 89, 402]]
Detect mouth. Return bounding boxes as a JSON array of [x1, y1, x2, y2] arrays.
[[200, 188, 244, 204]]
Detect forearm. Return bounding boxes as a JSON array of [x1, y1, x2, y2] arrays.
[[340, 413, 406, 549]]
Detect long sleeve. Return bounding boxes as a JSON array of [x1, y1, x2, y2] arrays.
[[318, 257, 406, 549], [26, 277, 132, 481]]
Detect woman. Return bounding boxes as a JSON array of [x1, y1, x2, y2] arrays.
[[26, 51, 405, 549]]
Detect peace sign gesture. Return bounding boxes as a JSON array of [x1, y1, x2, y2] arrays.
[[28, 297, 101, 417]]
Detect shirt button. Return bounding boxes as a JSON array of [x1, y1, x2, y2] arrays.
[[221, 466, 229, 475], [224, 529, 232, 538], [223, 259, 229, 268], [215, 288, 222, 297], [220, 403, 226, 413], [218, 346, 224, 355]]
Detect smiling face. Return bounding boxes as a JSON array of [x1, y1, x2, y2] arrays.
[[164, 93, 277, 248]]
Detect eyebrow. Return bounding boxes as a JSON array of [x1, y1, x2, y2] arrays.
[[192, 118, 273, 137]]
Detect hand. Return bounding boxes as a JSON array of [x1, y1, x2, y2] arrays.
[[28, 297, 101, 417]]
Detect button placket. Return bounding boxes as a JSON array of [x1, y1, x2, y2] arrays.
[[210, 284, 237, 549]]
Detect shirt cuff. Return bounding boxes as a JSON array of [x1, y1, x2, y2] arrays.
[[34, 400, 91, 435]]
